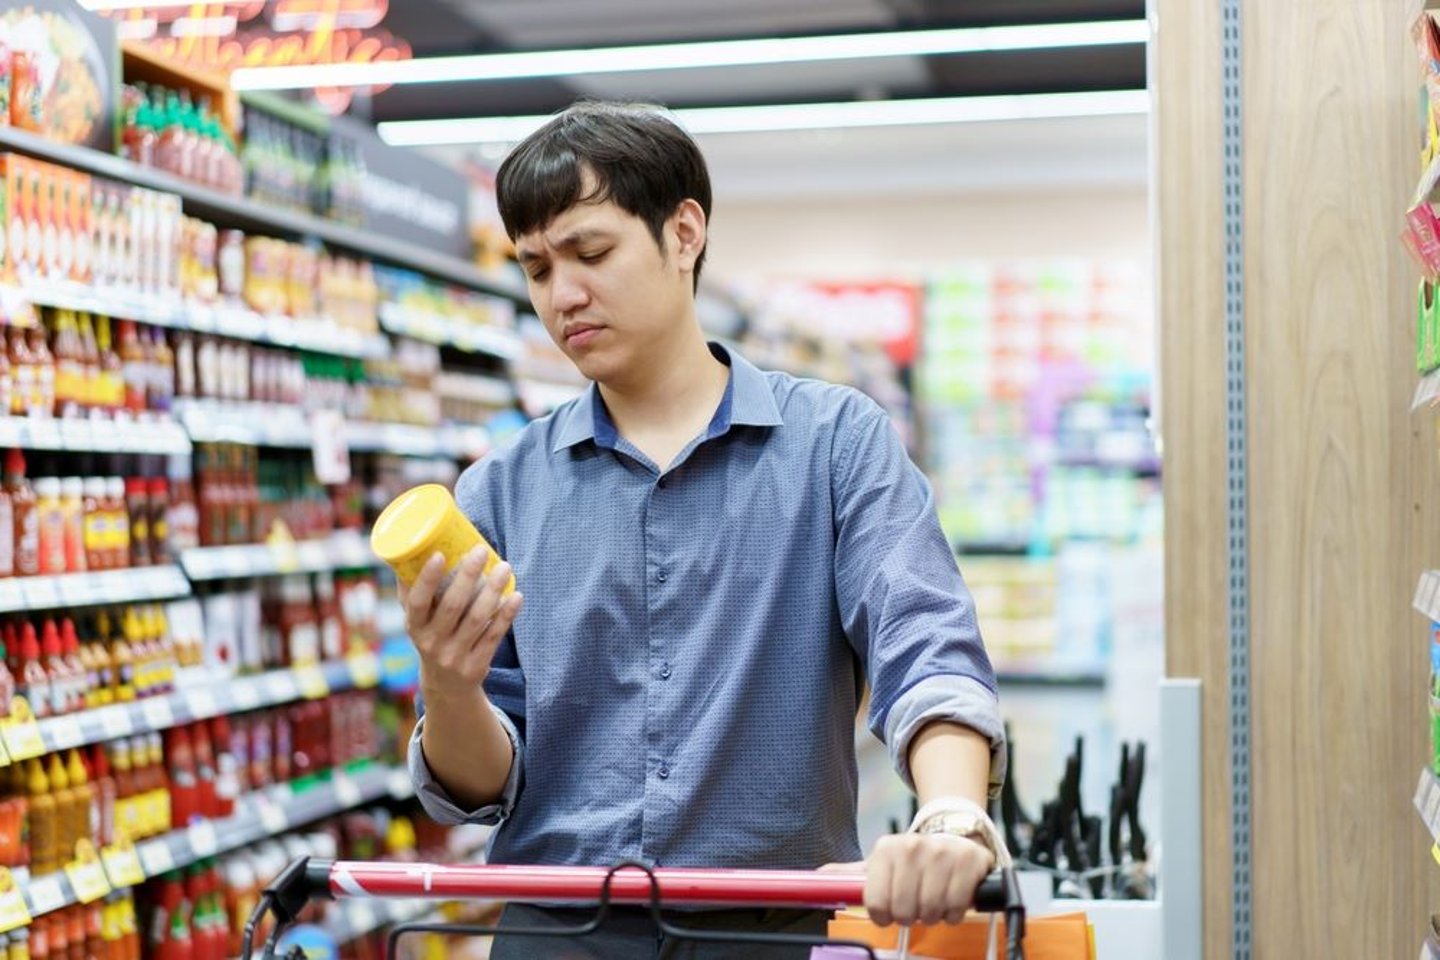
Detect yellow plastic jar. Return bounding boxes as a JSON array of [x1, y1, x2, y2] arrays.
[[370, 484, 514, 593]]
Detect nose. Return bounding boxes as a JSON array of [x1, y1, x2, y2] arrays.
[[549, 263, 590, 316]]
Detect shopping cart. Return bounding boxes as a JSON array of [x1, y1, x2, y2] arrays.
[[241, 857, 1026, 960]]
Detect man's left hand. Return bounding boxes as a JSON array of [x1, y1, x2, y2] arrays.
[[823, 832, 994, 927]]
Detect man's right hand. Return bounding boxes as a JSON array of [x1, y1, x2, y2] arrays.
[[400, 546, 524, 699]]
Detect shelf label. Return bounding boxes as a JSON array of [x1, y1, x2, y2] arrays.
[[97, 572, 132, 603], [294, 665, 329, 701], [65, 839, 112, 904], [263, 672, 298, 703], [232, 680, 262, 711], [98, 706, 134, 740], [257, 800, 287, 836], [297, 542, 327, 570], [0, 868, 31, 932], [25, 419, 63, 449], [57, 575, 97, 608], [386, 768, 413, 801], [220, 549, 255, 578], [25, 873, 64, 916], [0, 579, 23, 613], [183, 550, 215, 580], [1, 697, 48, 761], [47, 713, 85, 750], [333, 772, 362, 809], [347, 651, 380, 690], [187, 821, 219, 858], [101, 834, 146, 889], [138, 841, 175, 877], [183, 688, 219, 719], [141, 698, 175, 731], [21, 577, 62, 610]]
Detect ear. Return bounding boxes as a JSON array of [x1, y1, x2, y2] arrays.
[[668, 199, 707, 276]]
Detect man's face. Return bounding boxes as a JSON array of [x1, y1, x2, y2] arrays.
[[515, 175, 697, 386]]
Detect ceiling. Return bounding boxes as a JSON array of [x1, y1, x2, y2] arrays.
[[362, 0, 1149, 198]]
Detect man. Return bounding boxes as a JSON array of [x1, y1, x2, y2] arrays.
[[403, 100, 1006, 959]]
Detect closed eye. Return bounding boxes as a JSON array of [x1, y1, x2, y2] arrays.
[[579, 249, 610, 263]]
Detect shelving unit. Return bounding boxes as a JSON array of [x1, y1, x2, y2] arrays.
[[22, 761, 414, 921], [179, 530, 374, 581], [0, 126, 528, 303], [0, 565, 190, 614], [175, 399, 493, 459], [0, 414, 190, 456]]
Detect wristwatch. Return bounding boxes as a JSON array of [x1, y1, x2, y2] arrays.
[[910, 797, 1011, 868]]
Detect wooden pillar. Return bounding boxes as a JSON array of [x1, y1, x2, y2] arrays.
[[1157, 0, 1440, 955]]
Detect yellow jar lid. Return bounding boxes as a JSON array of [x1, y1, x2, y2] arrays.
[[370, 484, 457, 567]]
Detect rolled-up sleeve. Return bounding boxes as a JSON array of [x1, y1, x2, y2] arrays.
[[408, 702, 524, 824], [832, 398, 1006, 797]]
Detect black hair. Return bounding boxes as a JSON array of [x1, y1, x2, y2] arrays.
[[496, 101, 712, 291]]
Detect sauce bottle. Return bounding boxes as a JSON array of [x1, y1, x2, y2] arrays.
[[121, 608, 145, 699], [149, 328, 174, 414], [148, 478, 171, 565], [147, 733, 170, 836], [209, 715, 237, 819], [82, 477, 106, 572], [9, 327, 33, 417], [95, 318, 123, 417], [90, 744, 115, 847], [61, 477, 85, 573], [60, 618, 90, 709], [0, 464, 13, 580], [16, 620, 48, 718], [124, 479, 149, 569], [0, 634, 12, 720], [35, 477, 65, 575], [67, 750, 95, 850], [26, 757, 57, 875], [107, 609, 135, 703], [6, 450, 36, 577], [29, 325, 54, 419], [44, 752, 74, 860], [109, 741, 135, 843], [77, 314, 100, 414], [90, 623, 114, 708], [106, 477, 129, 569], [117, 322, 145, 414], [41, 617, 73, 716], [52, 311, 82, 418], [166, 726, 197, 829]]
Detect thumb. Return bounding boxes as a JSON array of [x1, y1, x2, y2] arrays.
[[817, 860, 866, 874]]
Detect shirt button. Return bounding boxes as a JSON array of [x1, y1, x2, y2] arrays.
[[657, 764, 670, 780], [659, 663, 672, 680], [657, 571, 668, 583]]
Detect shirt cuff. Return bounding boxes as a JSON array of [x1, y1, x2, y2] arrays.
[[884, 674, 1007, 799], [407, 704, 523, 825]]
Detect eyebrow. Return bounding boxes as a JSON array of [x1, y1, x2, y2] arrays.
[[517, 229, 615, 264]]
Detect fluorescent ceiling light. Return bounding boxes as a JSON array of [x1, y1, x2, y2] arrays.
[[377, 90, 1150, 147], [78, 0, 214, 10], [230, 19, 1147, 91]]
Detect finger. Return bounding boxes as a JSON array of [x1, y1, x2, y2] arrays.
[[458, 561, 513, 639], [817, 861, 866, 874], [404, 554, 447, 638], [886, 842, 923, 927], [429, 547, 492, 637], [943, 866, 973, 925], [864, 839, 896, 927], [468, 589, 523, 658], [915, 850, 954, 926]]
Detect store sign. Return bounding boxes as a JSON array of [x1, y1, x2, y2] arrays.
[[103, 1, 410, 97], [0, 1, 121, 153], [331, 115, 470, 258]]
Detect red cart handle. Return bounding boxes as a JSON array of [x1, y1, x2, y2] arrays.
[[320, 859, 868, 909]]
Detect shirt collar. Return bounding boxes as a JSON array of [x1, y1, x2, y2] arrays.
[[550, 342, 783, 453]]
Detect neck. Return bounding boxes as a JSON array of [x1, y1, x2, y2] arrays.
[[597, 323, 727, 435]]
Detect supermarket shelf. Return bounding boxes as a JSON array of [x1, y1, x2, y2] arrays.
[[1052, 454, 1162, 474], [326, 898, 439, 949], [1415, 570, 1440, 624], [995, 669, 1107, 688], [0, 126, 528, 304], [180, 531, 374, 581], [26, 657, 374, 758], [0, 564, 190, 615], [347, 421, 492, 460], [5, 282, 390, 360], [1416, 767, 1440, 843], [0, 413, 190, 456], [176, 400, 491, 458], [379, 303, 521, 361], [23, 761, 414, 920], [517, 378, 587, 416]]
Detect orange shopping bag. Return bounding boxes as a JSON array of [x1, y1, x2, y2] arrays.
[[821, 908, 1094, 960]]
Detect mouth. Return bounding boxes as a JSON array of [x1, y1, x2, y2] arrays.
[[563, 324, 605, 347]]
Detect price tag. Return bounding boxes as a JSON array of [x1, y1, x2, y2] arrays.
[[21, 576, 62, 610], [347, 651, 380, 690], [1, 696, 48, 761], [0, 579, 23, 613], [0, 868, 31, 932], [65, 840, 112, 904], [96, 572, 132, 604], [58, 574, 97, 608], [101, 836, 146, 889], [46, 713, 85, 750], [141, 698, 174, 731], [264, 672, 297, 703], [187, 821, 219, 857], [0, 419, 22, 449], [25, 419, 63, 450], [294, 665, 329, 701], [232, 681, 261, 711], [138, 841, 175, 878], [333, 773, 362, 809], [184, 689, 219, 719], [257, 800, 287, 835], [98, 706, 134, 740], [26, 873, 64, 915], [310, 410, 351, 485], [386, 769, 413, 801], [349, 901, 378, 934], [60, 420, 93, 451], [221, 549, 255, 578]]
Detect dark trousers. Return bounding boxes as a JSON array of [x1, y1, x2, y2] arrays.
[[488, 902, 831, 959]]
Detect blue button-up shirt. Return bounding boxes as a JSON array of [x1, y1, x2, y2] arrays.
[[409, 343, 1003, 869]]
